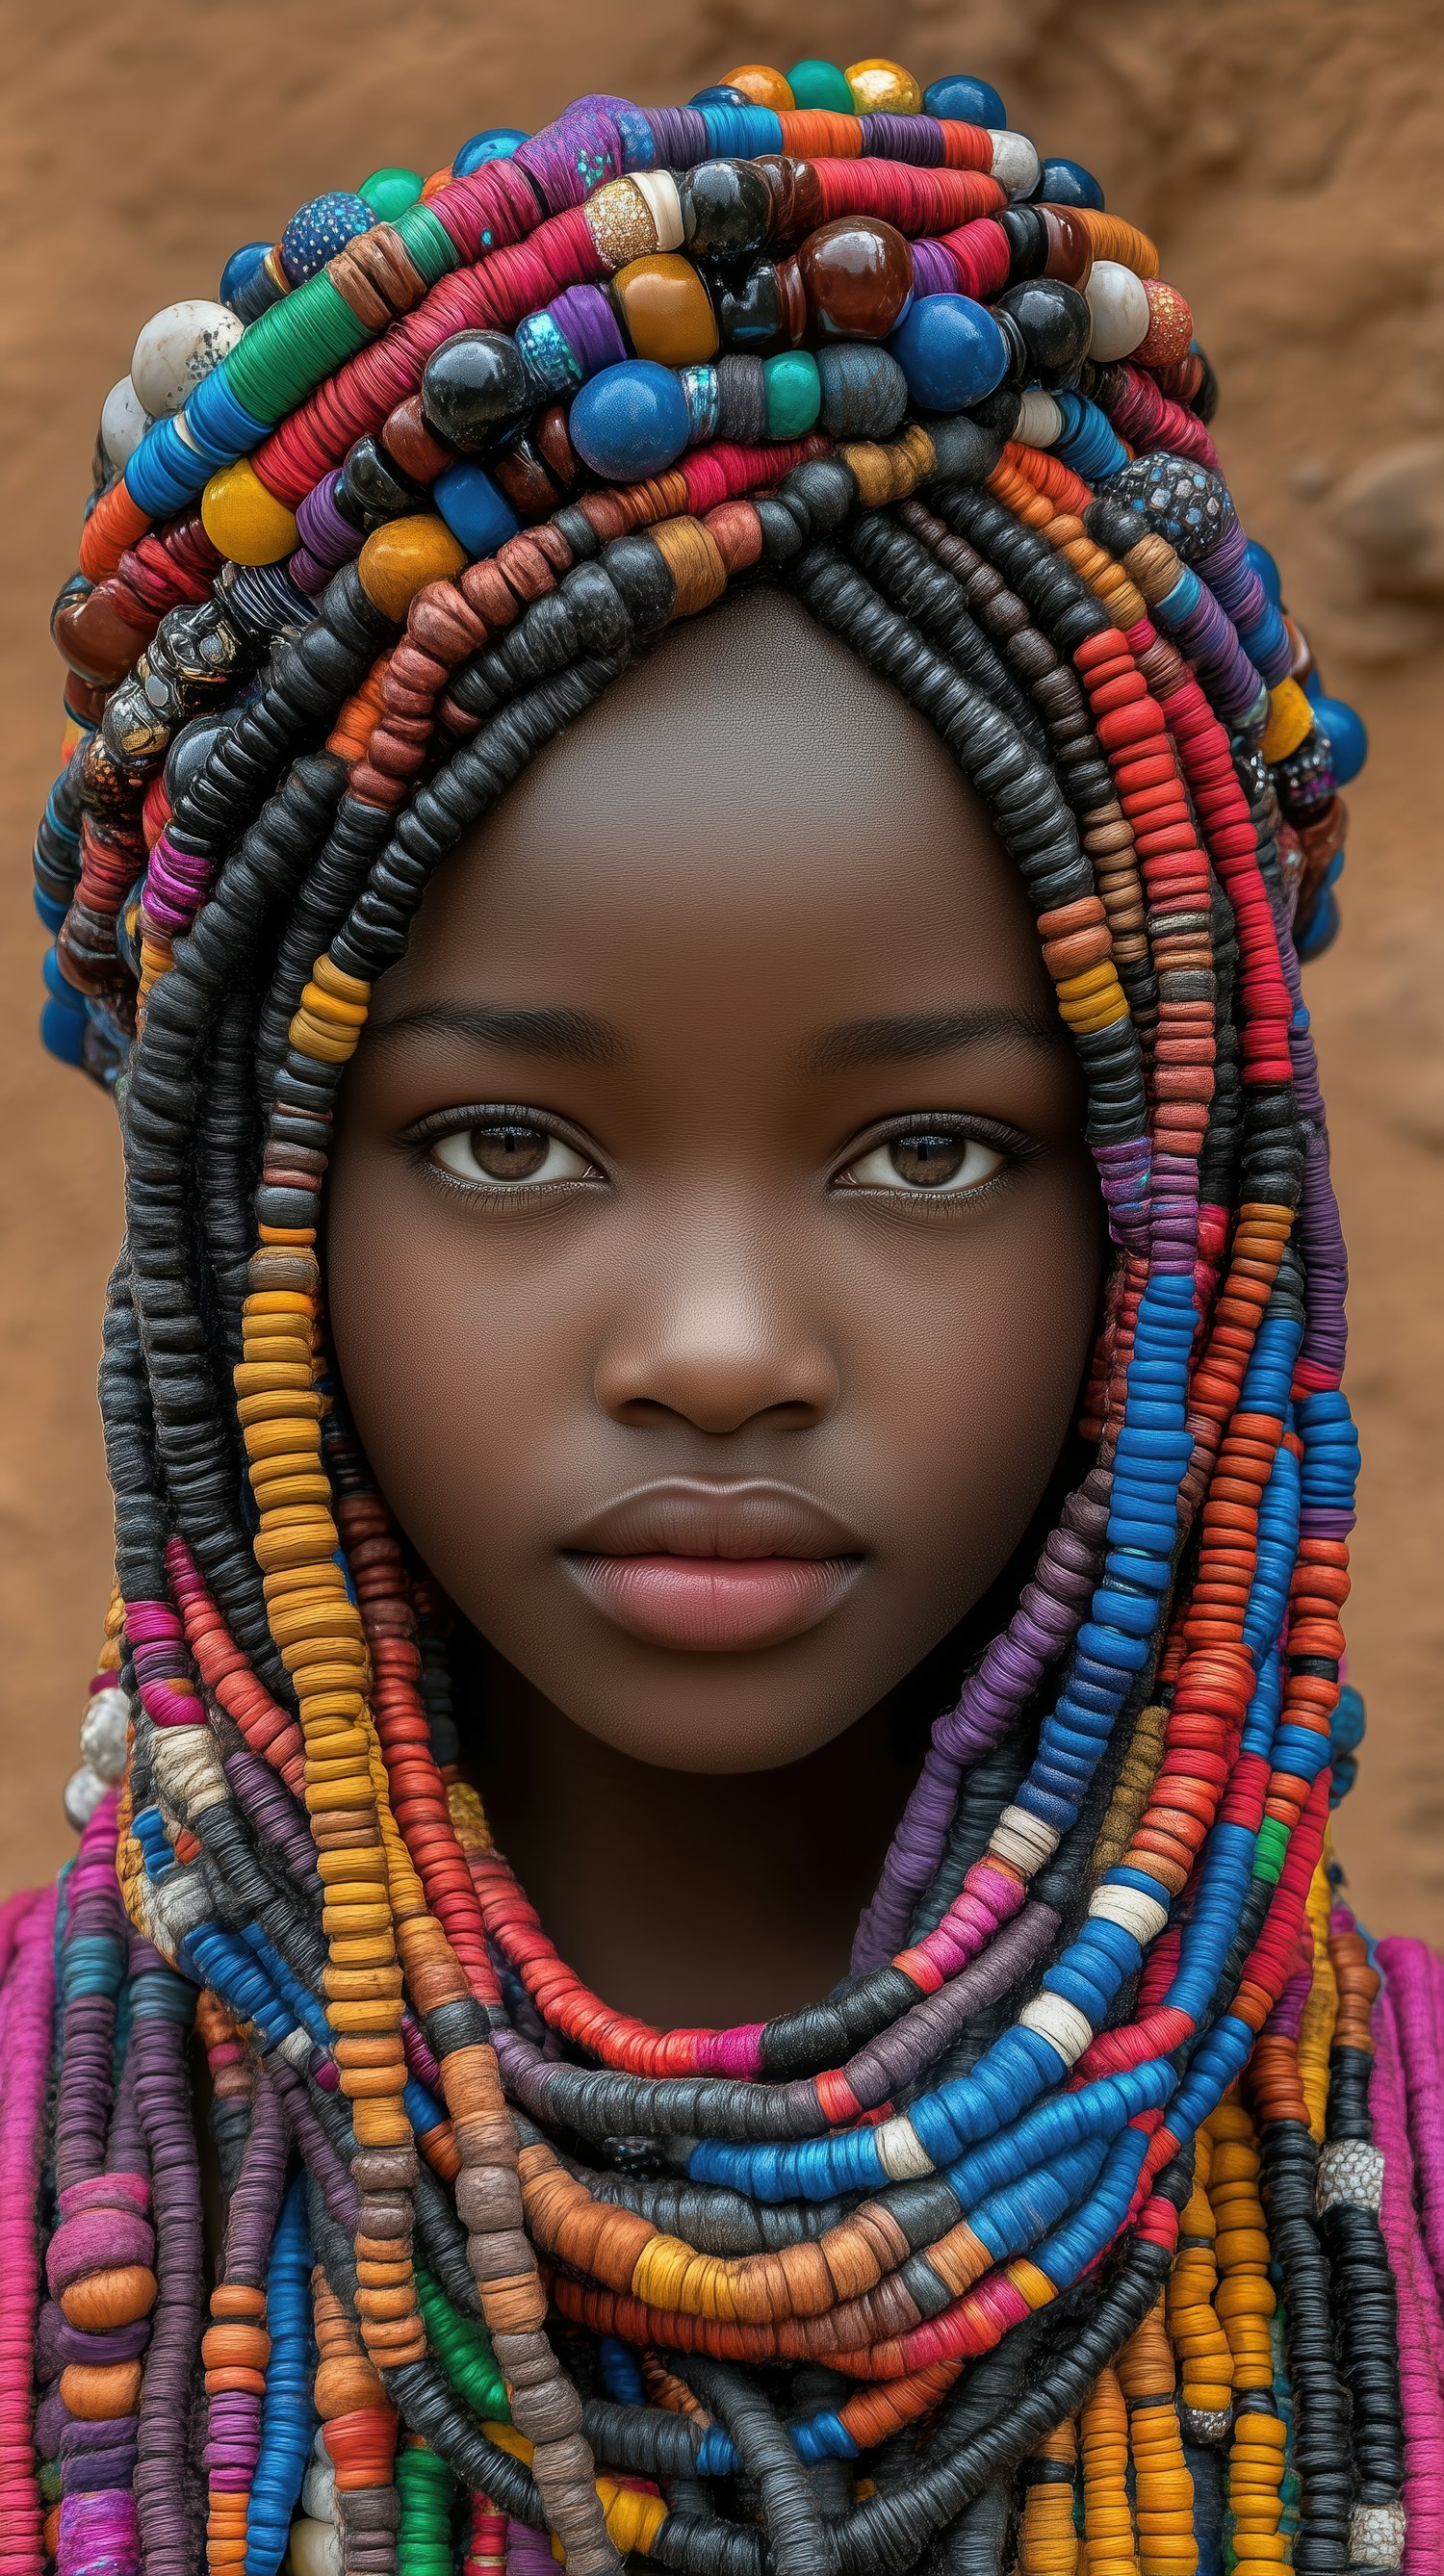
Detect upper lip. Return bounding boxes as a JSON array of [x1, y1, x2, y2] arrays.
[[560, 1479, 864, 1561]]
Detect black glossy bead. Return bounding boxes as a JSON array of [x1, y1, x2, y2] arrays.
[[994, 279, 1093, 388], [338, 435, 425, 526], [420, 328, 530, 451], [713, 258, 804, 357], [163, 714, 227, 805], [969, 386, 1022, 439], [999, 205, 1047, 281], [680, 159, 774, 260]]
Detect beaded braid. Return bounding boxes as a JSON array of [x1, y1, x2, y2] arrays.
[[10, 45, 1420, 2576]]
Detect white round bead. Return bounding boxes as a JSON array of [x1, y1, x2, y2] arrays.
[[1019, 1991, 1093, 2065], [1090, 1883, 1170, 1945], [63, 1765, 109, 1831], [633, 168, 684, 253], [99, 376, 153, 471], [1015, 390, 1063, 449], [289, 2517, 344, 2576], [80, 1684, 132, 1783], [1086, 261, 1150, 363], [130, 298, 244, 417], [990, 130, 1042, 199], [302, 2460, 337, 2519]]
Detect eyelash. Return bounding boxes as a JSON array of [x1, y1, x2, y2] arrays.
[[401, 1107, 1036, 1210]]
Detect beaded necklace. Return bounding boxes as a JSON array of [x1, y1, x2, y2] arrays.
[[10, 47, 1430, 2576]]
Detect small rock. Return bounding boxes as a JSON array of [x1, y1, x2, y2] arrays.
[[1330, 438, 1444, 603]]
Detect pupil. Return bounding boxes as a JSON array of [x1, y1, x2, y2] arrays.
[[472, 1123, 548, 1180], [890, 1133, 965, 1188]]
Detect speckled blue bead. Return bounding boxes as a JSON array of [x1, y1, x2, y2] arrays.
[[888, 293, 1007, 410], [688, 84, 749, 109], [922, 73, 1006, 128], [1310, 693, 1368, 786], [219, 241, 271, 311], [1033, 156, 1105, 211], [432, 459, 522, 557], [279, 191, 374, 287], [453, 126, 529, 175], [570, 359, 691, 481]]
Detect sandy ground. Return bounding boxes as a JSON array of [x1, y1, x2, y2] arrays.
[[1, 0, 1441, 1936]]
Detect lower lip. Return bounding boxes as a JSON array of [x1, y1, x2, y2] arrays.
[[563, 1554, 862, 1652]]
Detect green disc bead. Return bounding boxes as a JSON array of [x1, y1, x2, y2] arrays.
[[397, 2443, 457, 2576], [417, 2267, 512, 2420], [225, 274, 371, 420], [359, 165, 425, 220], [393, 199, 458, 286], [763, 348, 822, 437], [786, 58, 856, 112], [1254, 1817, 1289, 1883]]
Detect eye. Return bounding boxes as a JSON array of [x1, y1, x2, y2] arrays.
[[839, 1128, 1009, 1195], [428, 1121, 595, 1188]]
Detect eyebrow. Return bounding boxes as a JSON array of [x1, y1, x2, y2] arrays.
[[802, 1005, 1064, 1075], [363, 1002, 629, 1067]]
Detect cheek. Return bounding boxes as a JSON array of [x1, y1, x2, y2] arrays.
[[838, 1153, 1105, 1623]]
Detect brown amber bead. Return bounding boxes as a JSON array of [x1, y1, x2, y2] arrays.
[[796, 218, 913, 342], [612, 254, 719, 368]]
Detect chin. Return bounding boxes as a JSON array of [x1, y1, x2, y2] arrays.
[[521, 1641, 890, 1774]]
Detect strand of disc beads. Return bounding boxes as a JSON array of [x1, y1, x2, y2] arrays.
[[7, 39, 1431, 2576]]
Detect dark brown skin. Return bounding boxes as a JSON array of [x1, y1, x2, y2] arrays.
[[327, 587, 1104, 2025]]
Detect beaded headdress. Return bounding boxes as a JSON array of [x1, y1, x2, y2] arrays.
[[10, 49, 1416, 2576]]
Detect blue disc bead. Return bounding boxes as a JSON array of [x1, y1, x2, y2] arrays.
[[1309, 692, 1368, 786], [570, 359, 691, 481], [453, 126, 529, 174], [280, 191, 374, 286], [922, 73, 1006, 127], [888, 294, 1007, 411], [219, 241, 271, 309], [1033, 156, 1105, 210], [432, 460, 522, 558]]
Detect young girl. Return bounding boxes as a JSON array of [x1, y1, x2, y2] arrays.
[[11, 51, 1438, 2576]]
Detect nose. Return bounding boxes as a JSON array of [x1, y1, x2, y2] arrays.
[[593, 1218, 839, 1437]]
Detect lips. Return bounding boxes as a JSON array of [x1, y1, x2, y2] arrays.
[[560, 1480, 864, 1653]]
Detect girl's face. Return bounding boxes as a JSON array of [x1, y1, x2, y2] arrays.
[[328, 588, 1104, 1772]]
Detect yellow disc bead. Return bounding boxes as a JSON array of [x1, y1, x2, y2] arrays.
[[1259, 676, 1313, 762], [722, 63, 794, 109], [357, 513, 466, 618], [611, 254, 720, 368], [844, 58, 922, 115], [200, 460, 299, 566]]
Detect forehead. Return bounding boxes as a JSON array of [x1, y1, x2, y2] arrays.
[[383, 582, 1057, 1026]]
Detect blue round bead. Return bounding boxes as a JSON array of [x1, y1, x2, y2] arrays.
[[688, 84, 749, 108], [453, 126, 529, 175], [432, 466, 522, 561], [219, 241, 271, 310], [1245, 538, 1282, 606], [1033, 156, 1105, 211], [888, 294, 1007, 412], [279, 191, 374, 287], [1310, 692, 1368, 786], [41, 993, 87, 1066], [432, 459, 522, 558], [922, 73, 1006, 127], [570, 360, 691, 482]]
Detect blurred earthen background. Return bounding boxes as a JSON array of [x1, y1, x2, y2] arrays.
[[2, 0, 1442, 1931]]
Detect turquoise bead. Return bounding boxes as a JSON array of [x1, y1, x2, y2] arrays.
[[570, 360, 690, 482], [453, 126, 529, 175], [358, 166, 424, 221], [762, 350, 821, 439], [786, 58, 855, 113]]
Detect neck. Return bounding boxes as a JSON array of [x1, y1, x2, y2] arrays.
[[466, 1648, 921, 2028]]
